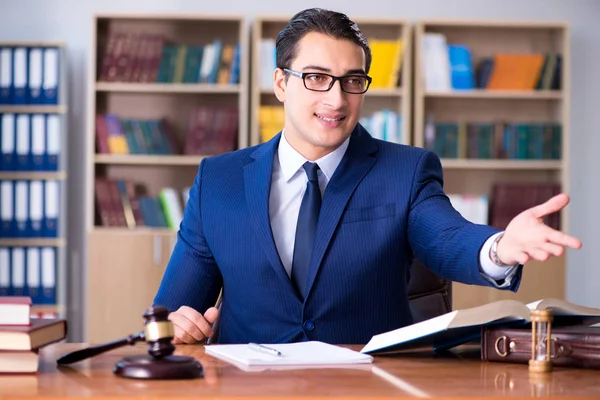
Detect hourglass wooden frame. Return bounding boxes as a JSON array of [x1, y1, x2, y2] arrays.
[[529, 309, 554, 373]]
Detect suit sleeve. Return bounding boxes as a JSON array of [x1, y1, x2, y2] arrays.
[[406, 150, 522, 291], [153, 159, 223, 312]]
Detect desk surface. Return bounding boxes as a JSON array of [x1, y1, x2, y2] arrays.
[[1, 343, 599, 399]]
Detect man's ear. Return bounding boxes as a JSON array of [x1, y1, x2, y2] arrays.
[[273, 68, 287, 102]]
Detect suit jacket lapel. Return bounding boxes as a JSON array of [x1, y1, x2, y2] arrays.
[[244, 133, 293, 286], [304, 125, 379, 299]]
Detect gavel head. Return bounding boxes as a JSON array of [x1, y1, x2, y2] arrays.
[[142, 306, 176, 359]]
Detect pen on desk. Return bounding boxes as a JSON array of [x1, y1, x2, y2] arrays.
[[248, 342, 282, 356]]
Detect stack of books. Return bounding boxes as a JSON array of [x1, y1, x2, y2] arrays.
[[0, 296, 67, 373]]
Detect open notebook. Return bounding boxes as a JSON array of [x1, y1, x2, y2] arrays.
[[204, 341, 373, 368]]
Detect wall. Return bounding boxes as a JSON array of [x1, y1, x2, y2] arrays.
[[1, 0, 599, 341]]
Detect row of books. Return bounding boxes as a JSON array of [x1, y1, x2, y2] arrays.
[[1, 113, 61, 171], [258, 105, 284, 143], [359, 110, 403, 144], [422, 33, 561, 91], [257, 38, 404, 90], [95, 178, 189, 230], [0, 180, 60, 238], [0, 46, 60, 105], [98, 33, 240, 85], [258, 106, 404, 145], [95, 114, 178, 155], [424, 120, 562, 160], [449, 182, 561, 230], [96, 106, 239, 156], [0, 296, 67, 373], [0, 247, 57, 304]]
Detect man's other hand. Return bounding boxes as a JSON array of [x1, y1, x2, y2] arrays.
[[168, 305, 219, 344], [495, 193, 582, 265]]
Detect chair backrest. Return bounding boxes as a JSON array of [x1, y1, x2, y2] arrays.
[[208, 259, 452, 343], [407, 258, 453, 323]]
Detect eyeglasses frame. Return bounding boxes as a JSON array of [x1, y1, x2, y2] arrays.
[[283, 68, 372, 94]]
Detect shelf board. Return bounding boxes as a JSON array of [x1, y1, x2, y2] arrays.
[[0, 105, 68, 114], [0, 238, 66, 247], [95, 82, 241, 94], [441, 159, 562, 170], [424, 90, 563, 100], [0, 41, 66, 47], [94, 154, 207, 166], [0, 171, 67, 180], [91, 227, 175, 236]]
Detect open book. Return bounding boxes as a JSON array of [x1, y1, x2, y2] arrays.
[[205, 341, 373, 370], [360, 298, 600, 355]]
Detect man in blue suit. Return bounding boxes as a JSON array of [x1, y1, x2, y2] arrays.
[[153, 8, 581, 344]]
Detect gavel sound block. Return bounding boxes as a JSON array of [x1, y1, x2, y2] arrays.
[[56, 306, 204, 379]]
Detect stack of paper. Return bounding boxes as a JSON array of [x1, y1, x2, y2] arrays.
[[205, 341, 373, 370]]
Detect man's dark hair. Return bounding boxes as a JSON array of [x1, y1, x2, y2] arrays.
[[275, 8, 372, 74]]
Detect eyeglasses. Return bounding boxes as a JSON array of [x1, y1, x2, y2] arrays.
[[283, 68, 372, 94]]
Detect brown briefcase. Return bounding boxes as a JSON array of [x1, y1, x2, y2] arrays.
[[481, 325, 600, 369]]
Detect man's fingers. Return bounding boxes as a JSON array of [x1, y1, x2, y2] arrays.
[[204, 307, 220, 325], [537, 242, 565, 257], [543, 225, 582, 249], [177, 306, 214, 339], [530, 193, 569, 219], [168, 312, 205, 343], [171, 321, 198, 344], [526, 247, 550, 262]]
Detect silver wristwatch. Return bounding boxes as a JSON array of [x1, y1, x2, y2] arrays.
[[490, 233, 516, 268]]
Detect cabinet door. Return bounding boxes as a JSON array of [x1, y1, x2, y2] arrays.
[[86, 230, 172, 343]]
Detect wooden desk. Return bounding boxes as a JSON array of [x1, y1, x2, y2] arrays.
[[1, 343, 599, 399]]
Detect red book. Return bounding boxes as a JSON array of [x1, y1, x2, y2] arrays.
[[0, 296, 32, 326]]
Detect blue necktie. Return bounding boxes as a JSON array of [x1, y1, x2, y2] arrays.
[[291, 162, 321, 299]]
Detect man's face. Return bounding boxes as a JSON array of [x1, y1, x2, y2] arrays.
[[274, 31, 367, 160]]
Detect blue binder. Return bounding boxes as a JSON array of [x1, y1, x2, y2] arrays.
[[0, 181, 14, 238], [43, 180, 59, 238], [0, 247, 9, 296], [1, 113, 17, 171], [13, 180, 29, 238], [0, 47, 13, 104], [45, 114, 60, 171], [25, 247, 42, 303], [42, 47, 59, 105], [28, 47, 44, 104], [40, 247, 56, 304], [10, 247, 26, 297], [12, 47, 28, 105], [15, 114, 31, 171]]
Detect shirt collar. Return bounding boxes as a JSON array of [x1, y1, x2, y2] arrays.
[[278, 130, 350, 182]]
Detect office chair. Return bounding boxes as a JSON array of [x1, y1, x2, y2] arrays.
[[207, 259, 452, 343]]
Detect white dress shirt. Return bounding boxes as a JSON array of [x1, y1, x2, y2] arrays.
[[268, 131, 517, 286]]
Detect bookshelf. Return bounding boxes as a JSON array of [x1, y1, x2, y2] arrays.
[[0, 42, 68, 320], [413, 20, 569, 310], [250, 16, 411, 146], [84, 13, 248, 342]]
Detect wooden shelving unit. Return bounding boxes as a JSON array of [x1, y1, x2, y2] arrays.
[[413, 20, 569, 310], [250, 15, 412, 146], [0, 42, 69, 322], [84, 13, 249, 342]]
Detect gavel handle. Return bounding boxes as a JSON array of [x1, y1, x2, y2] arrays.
[[56, 331, 145, 365]]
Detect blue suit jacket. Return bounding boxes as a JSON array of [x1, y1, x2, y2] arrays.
[[154, 124, 522, 344]]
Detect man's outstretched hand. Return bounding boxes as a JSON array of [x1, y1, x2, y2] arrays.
[[495, 193, 582, 265]]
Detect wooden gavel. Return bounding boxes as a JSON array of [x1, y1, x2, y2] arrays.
[[57, 306, 203, 379]]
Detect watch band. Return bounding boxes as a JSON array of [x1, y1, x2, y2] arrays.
[[491, 233, 516, 268]]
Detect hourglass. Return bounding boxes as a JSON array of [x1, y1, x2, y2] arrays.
[[528, 309, 554, 373]]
